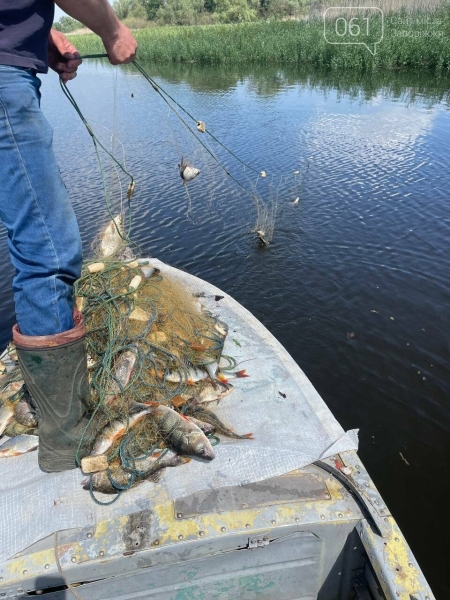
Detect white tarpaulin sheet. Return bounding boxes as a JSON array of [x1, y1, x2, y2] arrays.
[[0, 259, 358, 563]]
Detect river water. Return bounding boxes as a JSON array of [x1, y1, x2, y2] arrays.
[[0, 62, 449, 596]]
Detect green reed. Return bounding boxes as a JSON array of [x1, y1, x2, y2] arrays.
[[70, 7, 450, 70]]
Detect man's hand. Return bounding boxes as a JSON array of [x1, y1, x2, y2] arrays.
[[48, 30, 82, 83], [102, 22, 138, 65]]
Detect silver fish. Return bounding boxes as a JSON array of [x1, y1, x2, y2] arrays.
[[105, 349, 137, 405], [0, 344, 18, 373], [100, 214, 124, 257], [0, 402, 15, 436], [184, 405, 253, 440], [197, 355, 219, 379], [14, 399, 38, 428], [91, 408, 153, 456], [4, 419, 36, 437], [147, 403, 215, 460], [187, 416, 215, 435], [195, 381, 234, 405], [165, 366, 209, 385], [0, 434, 39, 457], [179, 157, 200, 184], [82, 453, 187, 494]]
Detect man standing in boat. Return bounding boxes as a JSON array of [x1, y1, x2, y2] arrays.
[[0, 1, 137, 472]]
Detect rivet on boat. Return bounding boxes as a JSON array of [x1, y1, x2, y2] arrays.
[[99, 550, 105, 557], [23, 570, 27, 575], [199, 531, 205, 537], [44, 565, 49, 570], [220, 527, 226, 532], [178, 535, 183, 540], [263, 536, 268, 541], [177, 512, 183, 519], [271, 520, 276, 524], [86, 532, 92, 539], [153, 540, 160, 546], [320, 515, 325, 520], [295, 517, 300, 522], [245, 524, 251, 528], [71, 557, 77, 563]]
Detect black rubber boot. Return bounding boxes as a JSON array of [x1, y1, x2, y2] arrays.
[[13, 312, 93, 472]]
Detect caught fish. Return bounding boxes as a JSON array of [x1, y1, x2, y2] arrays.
[[82, 463, 132, 494], [179, 157, 200, 184], [100, 214, 124, 257], [0, 344, 18, 373], [82, 453, 188, 494], [0, 434, 39, 457], [197, 355, 219, 379], [2, 380, 24, 398], [165, 366, 209, 386], [105, 349, 137, 405], [256, 230, 268, 246], [90, 408, 153, 456], [184, 405, 253, 440], [193, 381, 234, 405], [217, 369, 249, 383], [187, 416, 215, 435], [145, 403, 215, 460], [293, 197, 299, 206], [14, 399, 38, 428], [0, 401, 14, 436], [214, 320, 228, 339], [4, 419, 36, 437]]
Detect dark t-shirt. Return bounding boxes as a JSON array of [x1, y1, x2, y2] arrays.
[[0, 0, 54, 73]]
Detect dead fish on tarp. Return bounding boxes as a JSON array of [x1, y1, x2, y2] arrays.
[[0, 401, 14, 436], [14, 398, 38, 428], [192, 381, 234, 405], [184, 404, 253, 440], [165, 365, 209, 386], [82, 453, 188, 494], [217, 369, 249, 383], [137, 402, 215, 460], [186, 416, 215, 435], [90, 408, 153, 456], [104, 348, 137, 406], [179, 157, 200, 184], [100, 214, 124, 257], [5, 419, 36, 437], [0, 434, 39, 457], [0, 344, 18, 374]]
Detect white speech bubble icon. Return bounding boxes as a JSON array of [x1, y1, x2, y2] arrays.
[[324, 7, 384, 55]]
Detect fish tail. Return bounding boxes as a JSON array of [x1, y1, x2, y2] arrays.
[[236, 369, 249, 378], [217, 373, 229, 383], [243, 433, 254, 439]]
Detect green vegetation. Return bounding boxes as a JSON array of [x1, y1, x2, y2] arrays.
[[53, 16, 82, 33], [69, 6, 450, 70]]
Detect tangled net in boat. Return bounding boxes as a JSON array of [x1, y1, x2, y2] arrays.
[[0, 215, 251, 502]]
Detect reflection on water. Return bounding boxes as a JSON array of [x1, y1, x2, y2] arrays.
[[0, 63, 449, 596]]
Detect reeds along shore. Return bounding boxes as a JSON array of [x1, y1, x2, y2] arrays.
[[69, 6, 450, 70]]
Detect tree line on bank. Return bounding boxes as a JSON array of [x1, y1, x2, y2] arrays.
[[53, 0, 314, 30]]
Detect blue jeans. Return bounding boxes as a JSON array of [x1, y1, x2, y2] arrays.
[[0, 65, 82, 336]]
